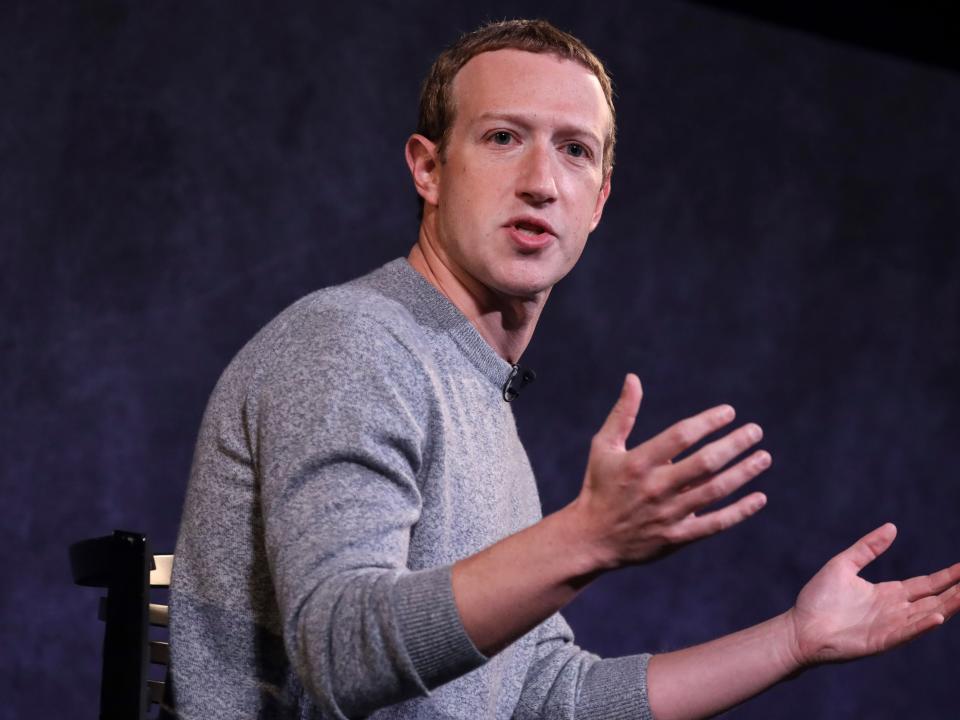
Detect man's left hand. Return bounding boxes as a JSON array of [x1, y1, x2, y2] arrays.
[[787, 523, 960, 667]]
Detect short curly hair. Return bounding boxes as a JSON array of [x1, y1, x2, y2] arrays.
[[415, 19, 616, 214]]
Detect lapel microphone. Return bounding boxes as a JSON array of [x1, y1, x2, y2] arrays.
[[502, 364, 537, 402]]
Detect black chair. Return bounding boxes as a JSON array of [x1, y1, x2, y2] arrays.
[[69, 530, 173, 720]]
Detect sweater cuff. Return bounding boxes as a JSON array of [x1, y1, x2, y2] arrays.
[[575, 653, 654, 720], [392, 565, 487, 691]]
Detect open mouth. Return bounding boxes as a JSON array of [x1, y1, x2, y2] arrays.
[[514, 220, 548, 236], [508, 216, 555, 237], [506, 217, 556, 252]]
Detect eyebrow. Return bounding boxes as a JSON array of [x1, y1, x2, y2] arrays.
[[472, 111, 604, 152]]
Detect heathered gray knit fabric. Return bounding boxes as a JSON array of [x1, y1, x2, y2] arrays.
[[169, 258, 652, 719]]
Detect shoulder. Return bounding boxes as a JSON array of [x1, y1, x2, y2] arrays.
[[215, 262, 441, 413], [257, 272, 429, 372]]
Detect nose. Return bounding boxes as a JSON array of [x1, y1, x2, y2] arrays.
[[516, 143, 557, 206]]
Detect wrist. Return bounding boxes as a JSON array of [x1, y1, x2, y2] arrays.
[[779, 608, 813, 674], [554, 497, 619, 576]]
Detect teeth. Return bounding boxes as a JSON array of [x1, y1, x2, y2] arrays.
[[515, 224, 542, 235]]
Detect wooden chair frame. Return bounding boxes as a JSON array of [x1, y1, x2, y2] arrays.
[[70, 530, 172, 720]]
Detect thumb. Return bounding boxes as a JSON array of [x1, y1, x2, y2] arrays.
[[595, 373, 643, 449], [841, 522, 898, 572]]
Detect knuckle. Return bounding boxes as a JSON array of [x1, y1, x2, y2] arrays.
[[704, 479, 728, 503], [658, 527, 679, 545], [641, 474, 674, 505], [697, 450, 720, 474], [589, 433, 608, 453], [635, 481, 659, 505], [712, 513, 735, 533], [708, 509, 742, 535], [625, 454, 651, 477], [652, 522, 681, 545], [670, 423, 695, 449]]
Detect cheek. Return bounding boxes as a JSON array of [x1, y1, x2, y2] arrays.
[[444, 164, 489, 210], [582, 181, 607, 222], [562, 170, 603, 204]]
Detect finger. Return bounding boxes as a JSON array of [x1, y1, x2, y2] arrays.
[[887, 612, 945, 649], [838, 523, 898, 572], [676, 491, 767, 541], [902, 562, 960, 601], [594, 374, 643, 449], [937, 583, 960, 621], [632, 403, 736, 466], [906, 583, 960, 625], [906, 594, 948, 621], [668, 423, 765, 488], [673, 450, 772, 517]]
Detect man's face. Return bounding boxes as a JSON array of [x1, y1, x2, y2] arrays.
[[428, 48, 612, 300]]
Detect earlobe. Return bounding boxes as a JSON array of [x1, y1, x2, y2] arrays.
[[405, 134, 441, 207], [589, 173, 612, 231]]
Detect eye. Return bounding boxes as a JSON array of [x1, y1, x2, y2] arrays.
[[490, 131, 513, 145], [565, 142, 588, 159]]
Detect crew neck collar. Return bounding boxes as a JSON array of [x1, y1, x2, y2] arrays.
[[373, 258, 515, 392]]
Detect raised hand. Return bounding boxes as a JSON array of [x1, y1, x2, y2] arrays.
[[573, 373, 771, 568], [788, 523, 960, 666]]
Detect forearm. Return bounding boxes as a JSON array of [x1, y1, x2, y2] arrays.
[[452, 499, 609, 655], [647, 610, 803, 720], [454, 374, 771, 669]]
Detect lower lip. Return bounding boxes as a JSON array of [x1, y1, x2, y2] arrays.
[[506, 226, 554, 251]]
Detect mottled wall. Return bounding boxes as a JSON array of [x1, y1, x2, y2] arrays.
[[3, 1, 958, 718]]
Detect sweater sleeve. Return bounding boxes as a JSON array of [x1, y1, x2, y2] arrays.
[[253, 309, 486, 718], [515, 613, 654, 720]]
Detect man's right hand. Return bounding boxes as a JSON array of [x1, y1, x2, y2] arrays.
[[571, 373, 771, 569], [452, 373, 770, 655]]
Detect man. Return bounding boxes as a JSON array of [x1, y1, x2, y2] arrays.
[[168, 19, 960, 719]]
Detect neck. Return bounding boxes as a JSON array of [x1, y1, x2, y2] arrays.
[[407, 226, 548, 365]]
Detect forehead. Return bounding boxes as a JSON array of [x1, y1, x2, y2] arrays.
[[449, 48, 610, 137]]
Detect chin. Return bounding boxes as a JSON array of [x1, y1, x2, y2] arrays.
[[489, 267, 565, 300]]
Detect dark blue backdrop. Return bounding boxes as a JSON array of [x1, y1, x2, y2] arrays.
[[4, 1, 958, 718]]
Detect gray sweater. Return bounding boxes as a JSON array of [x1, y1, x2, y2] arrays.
[[169, 259, 652, 719]]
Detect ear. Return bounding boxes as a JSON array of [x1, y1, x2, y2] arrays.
[[405, 133, 441, 208], [588, 172, 612, 232]]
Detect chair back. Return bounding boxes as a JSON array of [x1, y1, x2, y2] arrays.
[[70, 530, 172, 720]]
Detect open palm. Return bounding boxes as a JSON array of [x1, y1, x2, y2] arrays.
[[789, 523, 960, 666]]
